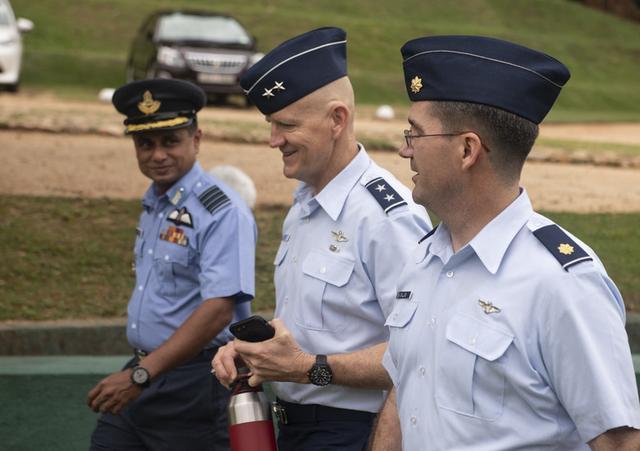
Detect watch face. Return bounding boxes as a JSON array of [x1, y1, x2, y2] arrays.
[[310, 365, 332, 386], [132, 367, 149, 385]]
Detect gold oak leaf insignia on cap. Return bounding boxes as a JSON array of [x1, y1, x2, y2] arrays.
[[138, 90, 161, 115], [558, 243, 574, 255], [410, 76, 423, 93]]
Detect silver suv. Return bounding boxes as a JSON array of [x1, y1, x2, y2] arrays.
[[0, 0, 33, 92]]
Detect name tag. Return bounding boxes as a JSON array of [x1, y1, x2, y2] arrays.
[[396, 291, 412, 300]]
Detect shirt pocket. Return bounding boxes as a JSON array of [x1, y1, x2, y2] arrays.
[[296, 250, 355, 331], [153, 240, 194, 299], [436, 314, 513, 421]]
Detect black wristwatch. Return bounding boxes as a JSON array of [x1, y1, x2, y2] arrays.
[[130, 366, 151, 388], [307, 355, 333, 386]]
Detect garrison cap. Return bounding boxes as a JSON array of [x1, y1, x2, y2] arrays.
[[240, 27, 347, 115], [112, 79, 206, 134], [401, 35, 570, 124]]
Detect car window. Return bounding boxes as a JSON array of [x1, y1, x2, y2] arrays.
[[156, 13, 251, 45]]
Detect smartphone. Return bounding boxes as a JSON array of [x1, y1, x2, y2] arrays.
[[229, 315, 275, 342]]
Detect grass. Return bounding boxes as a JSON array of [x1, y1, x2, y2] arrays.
[[0, 195, 639, 321], [9, 0, 640, 120]]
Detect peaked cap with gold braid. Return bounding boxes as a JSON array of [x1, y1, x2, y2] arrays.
[[112, 79, 206, 135]]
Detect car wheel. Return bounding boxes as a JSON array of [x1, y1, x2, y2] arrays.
[[209, 94, 229, 106], [6, 83, 19, 93]]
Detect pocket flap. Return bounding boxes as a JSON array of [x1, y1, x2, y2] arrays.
[[155, 240, 189, 266], [385, 301, 419, 328], [302, 250, 355, 287], [445, 314, 513, 361]]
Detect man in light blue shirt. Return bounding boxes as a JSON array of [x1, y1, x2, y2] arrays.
[[370, 36, 640, 450], [212, 27, 431, 450], [88, 79, 256, 451]]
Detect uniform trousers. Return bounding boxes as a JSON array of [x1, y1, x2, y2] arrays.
[[276, 400, 376, 451], [90, 348, 229, 451]]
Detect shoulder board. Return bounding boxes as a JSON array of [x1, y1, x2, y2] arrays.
[[418, 224, 438, 244], [532, 224, 592, 271], [198, 185, 230, 215], [364, 177, 407, 214]]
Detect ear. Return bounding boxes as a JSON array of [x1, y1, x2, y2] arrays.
[[328, 101, 349, 139], [193, 128, 202, 154], [460, 132, 483, 171]]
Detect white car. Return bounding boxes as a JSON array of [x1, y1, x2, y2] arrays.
[[0, 0, 32, 92]]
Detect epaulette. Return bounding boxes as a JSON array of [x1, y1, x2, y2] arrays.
[[532, 224, 592, 271], [198, 185, 230, 215], [418, 224, 438, 244], [365, 177, 407, 214]]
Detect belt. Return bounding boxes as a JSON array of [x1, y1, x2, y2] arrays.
[[273, 399, 376, 425]]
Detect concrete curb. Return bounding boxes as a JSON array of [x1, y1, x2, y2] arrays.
[[1, 312, 639, 355]]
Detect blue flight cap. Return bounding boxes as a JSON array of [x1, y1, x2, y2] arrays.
[[401, 35, 571, 124], [112, 79, 206, 135], [240, 27, 347, 115]]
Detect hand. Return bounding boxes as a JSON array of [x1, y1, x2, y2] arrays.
[[87, 370, 142, 415], [211, 341, 241, 389], [234, 318, 314, 387]]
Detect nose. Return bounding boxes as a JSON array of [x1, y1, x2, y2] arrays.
[[398, 140, 413, 159], [150, 145, 168, 162], [269, 124, 285, 149]]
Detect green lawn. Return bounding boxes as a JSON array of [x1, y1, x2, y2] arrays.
[[9, 0, 640, 120], [0, 195, 638, 321]]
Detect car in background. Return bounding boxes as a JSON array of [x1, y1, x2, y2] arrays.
[[126, 10, 263, 105], [0, 0, 33, 92]]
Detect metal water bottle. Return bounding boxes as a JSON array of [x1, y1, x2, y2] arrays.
[[228, 366, 277, 451]]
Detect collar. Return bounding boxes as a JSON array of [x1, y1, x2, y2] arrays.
[[468, 188, 534, 274], [423, 189, 534, 273], [141, 161, 203, 210], [293, 144, 371, 221]]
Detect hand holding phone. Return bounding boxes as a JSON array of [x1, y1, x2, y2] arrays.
[[229, 315, 275, 342]]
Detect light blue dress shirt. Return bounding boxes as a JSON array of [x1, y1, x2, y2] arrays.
[[384, 189, 640, 450], [273, 146, 431, 413], [127, 161, 256, 352]]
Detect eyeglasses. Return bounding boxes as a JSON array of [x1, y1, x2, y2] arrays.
[[403, 130, 471, 149]]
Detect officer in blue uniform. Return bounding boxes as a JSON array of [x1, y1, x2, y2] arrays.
[[370, 36, 640, 450], [211, 27, 431, 450], [88, 79, 256, 451]]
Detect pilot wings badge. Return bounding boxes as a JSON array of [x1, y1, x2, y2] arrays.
[[167, 207, 193, 228], [478, 299, 501, 315]]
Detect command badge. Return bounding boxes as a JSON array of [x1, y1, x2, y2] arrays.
[[478, 299, 501, 314], [410, 76, 423, 93], [160, 226, 188, 246], [557, 243, 574, 255], [138, 90, 161, 115]]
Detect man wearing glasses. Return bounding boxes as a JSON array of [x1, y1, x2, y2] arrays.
[[212, 27, 431, 450], [370, 35, 640, 450]]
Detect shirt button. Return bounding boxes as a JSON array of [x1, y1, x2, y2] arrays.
[[410, 416, 417, 425], [446, 271, 454, 278], [147, 249, 153, 255], [293, 256, 298, 263], [157, 213, 163, 218], [164, 255, 170, 261], [179, 187, 185, 192], [138, 285, 143, 291], [419, 367, 426, 376], [320, 266, 327, 274], [430, 317, 437, 327], [196, 182, 202, 187], [469, 337, 476, 346], [131, 323, 137, 329]]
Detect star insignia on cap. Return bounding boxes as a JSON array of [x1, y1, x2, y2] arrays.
[[478, 299, 501, 315], [138, 90, 161, 115], [384, 194, 395, 202], [274, 81, 285, 91], [262, 87, 275, 99], [375, 184, 386, 192], [410, 76, 423, 94], [558, 243, 574, 255]]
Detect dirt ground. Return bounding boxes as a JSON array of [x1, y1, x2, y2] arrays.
[[1, 93, 639, 212]]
